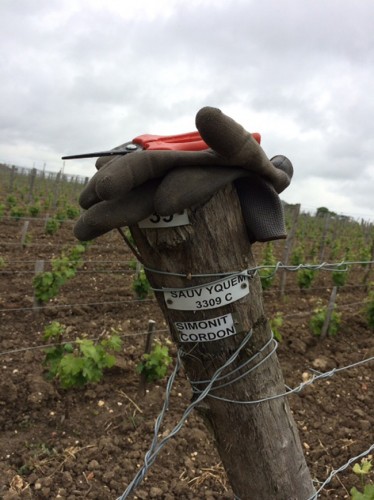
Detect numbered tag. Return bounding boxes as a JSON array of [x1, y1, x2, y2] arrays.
[[138, 211, 190, 228], [175, 313, 238, 342], [164, 273, 249, 311]]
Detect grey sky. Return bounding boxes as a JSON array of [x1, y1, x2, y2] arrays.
[[1, 0, 373, 220]]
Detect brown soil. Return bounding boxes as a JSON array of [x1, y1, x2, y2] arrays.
[[0, 218, 373, 499]]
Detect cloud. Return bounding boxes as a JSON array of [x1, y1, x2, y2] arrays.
[[0, 0, 374, 219]]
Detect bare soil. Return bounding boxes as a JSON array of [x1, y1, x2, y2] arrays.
[[0, 218, 373, 499]]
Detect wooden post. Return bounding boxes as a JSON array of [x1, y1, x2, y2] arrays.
[[53, 171, 62, 209], [129, 186, 314, 499], [28, 168, 37, 203], [318, 213, 330, 262], [320, 286, 338, 339], [44, 213, 50, 231], [363, 239, 374, 290], [20, 220, 30, 247], [279, 203, 300, 298], [138, 320, 156, 396], [135, 260, 142, 278], [9, 165, 16, 192], [33, 260, 45, 312]]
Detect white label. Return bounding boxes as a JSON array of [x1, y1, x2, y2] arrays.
[[175, 313, 237, 342], [138, 211, 189, 228], [164, 273, 249, 311]]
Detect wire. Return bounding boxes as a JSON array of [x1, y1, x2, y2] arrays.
[[0, 298, 156, 313], [306, 443, 374, 500], [0, 328, 170, 357]]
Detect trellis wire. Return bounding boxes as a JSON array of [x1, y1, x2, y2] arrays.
[[233, 444, 374, 500], [0, 328, 170, 357], [306, 443, 374, 500], [2, 216, 373, 496], [281, 300, 368, 320], [1, 259, 136, 264], [1, 215, 76, 223], [194, 354, 374, 405], [0, 261, 371, 271], [0, 241, 124, 249], [0, 261, 366, 280], [144, 260, 374, 293], [117, 329, 255, 499], [264, 283, 369, 294], [2, 214, 372, 244], [1, 269, 134, 275], [117, 328, 373, 499], [0, 294, 367, 316], [188, 332, 277, 392], [0, 242, 91, 251], [1, 321, 372, 497], [3, 250, 372, 494], [0, 297, 156, 313]]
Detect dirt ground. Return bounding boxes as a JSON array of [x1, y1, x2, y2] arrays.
[[0, 218, 373, 499]]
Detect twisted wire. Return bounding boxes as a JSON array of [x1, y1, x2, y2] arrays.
[[145, 260, 373, 294], [117, 330, 254, 499]]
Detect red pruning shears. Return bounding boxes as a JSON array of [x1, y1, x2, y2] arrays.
[[62, 131, 261, 160]]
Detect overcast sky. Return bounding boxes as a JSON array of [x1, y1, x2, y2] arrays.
[[1, 0, 374, 220]]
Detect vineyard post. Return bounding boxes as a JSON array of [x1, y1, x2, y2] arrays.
[[28, 168, 37, 203], [9, 165, 16, 192], [20, 220, 30, 247], [52, 171, 62, 209], [320, 286, 338, 340], [318, 213, 330, 262], [33, 260, 45, 311], [129, 186, 314, 499], [363, 238, 374, 289], [135, 261, 142, 279], [138, 319, 156, 396], [279, 203, 300, 298], [44, 213, 50, 231]]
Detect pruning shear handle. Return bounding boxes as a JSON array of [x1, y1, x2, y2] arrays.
[[61, 131, 261, 160]]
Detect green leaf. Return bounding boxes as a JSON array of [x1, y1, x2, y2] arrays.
[[44, 346, 65, 378], [103, 334, 123, 352], [58, 354, 85, 376], [57, 355, 86, 388], [78, 340, 101, 363], [353, 461, 373, 476], [364, 485, 374, 499], [350, 484, 374, 500], [137, 343, 172, 382], [81, 359, 103, 383], [353, 464, 362, 475], [44, 321, 65, 340], [102, 353, 116, 369], [64, 343, 74, 353]]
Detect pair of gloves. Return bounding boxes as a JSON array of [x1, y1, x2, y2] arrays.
[[74, 107, 293, 244]]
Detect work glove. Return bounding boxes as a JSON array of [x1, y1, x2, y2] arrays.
[[74, 106, 293, 243]]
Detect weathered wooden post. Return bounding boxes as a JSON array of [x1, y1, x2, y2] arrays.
[[52, 170, 62, 209], [138, 319, 156, 396], [318, 213, 331, 262], [129, 187, 315, 499], [9, 165, 17, 192], [320, 286, 338, 339], [69, 105, 315, 498], [363, 238, 374, 289], [28, 168, 37, 203], [20, 220, 30, 247], [279, 203, 300, 298], [33, 260, 45, 312]]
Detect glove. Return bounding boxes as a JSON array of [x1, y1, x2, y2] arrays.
[[74, 107, 293, 243]]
